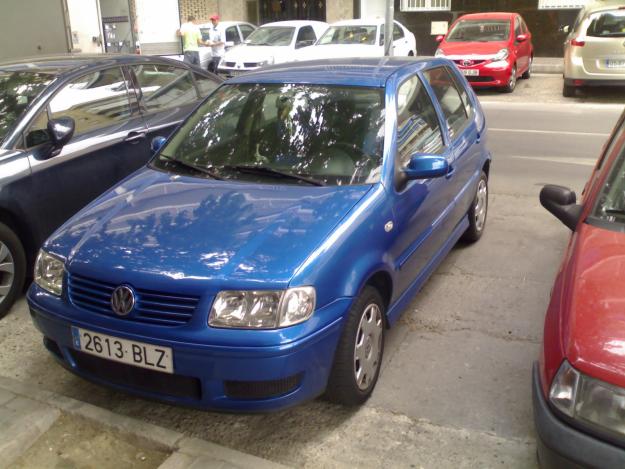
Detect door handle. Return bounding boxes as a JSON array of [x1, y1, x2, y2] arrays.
[[124, 131, 146, 143], [445, 164, 455, 179], [476, 132, 481, 144]]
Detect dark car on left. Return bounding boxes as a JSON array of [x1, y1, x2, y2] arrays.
[[0, 54, 222, 317]]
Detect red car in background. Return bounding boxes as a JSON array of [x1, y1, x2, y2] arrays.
[[535, 110, 625, 467], [435, 12, 533, 93]]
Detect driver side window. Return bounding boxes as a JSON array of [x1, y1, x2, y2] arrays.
[[24, 109, 51, 148]]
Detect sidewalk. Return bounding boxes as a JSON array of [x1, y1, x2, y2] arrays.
[[532, 57, 563, 74], [0, 376, 288, 469]]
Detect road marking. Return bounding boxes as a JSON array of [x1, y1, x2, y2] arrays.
[[490, 128, 610, 137], [511, 155, 597, 166]]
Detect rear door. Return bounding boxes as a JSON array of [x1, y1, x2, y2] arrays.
[[129, 63, 218, 146], [20, 66, 149, 240], [583, 8, 625, 74]]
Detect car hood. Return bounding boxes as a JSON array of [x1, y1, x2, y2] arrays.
[[565, 223, 625, 387], [440, 41, 508, 58], [297, 44, 382, 60], [47, 168, 371, 291], [223, 45, 286, 63]]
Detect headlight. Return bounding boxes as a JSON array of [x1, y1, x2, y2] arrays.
[[493, 48, 509, 61], [435, 49, 445, 57], [34, 250, 64, 296], [256, 58, 273, 67], [550, 360, 625, 437], [209, 286, 316, 329]]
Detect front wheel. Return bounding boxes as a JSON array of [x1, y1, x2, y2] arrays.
[[325, 286, 385, 406], [502, 65, 517, 93], [563, 83, 575, 97], [522, 57, 532, 79], [0, 222, 26, 319], [462, 171, 488, 243]]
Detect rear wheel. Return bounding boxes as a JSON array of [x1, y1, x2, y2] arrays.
[[0, 222, 26, 319], [563, 83, 575, 97], [462, 171, 488, 243], [522, 57, 532, 79], [502, 65, 517, 93], [325, 286, 385, 406]]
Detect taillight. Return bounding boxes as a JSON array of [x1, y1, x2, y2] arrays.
[[570, 38, 585, 47]]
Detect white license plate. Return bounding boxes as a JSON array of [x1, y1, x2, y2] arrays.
[[462, 69, 480, 76], [71, 327, 173, 373], [606, 59, 625, 69]]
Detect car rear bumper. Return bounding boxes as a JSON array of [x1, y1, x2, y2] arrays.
[[564, 77, 625, 88], [28, 286, 346, 412], [532, 362, 625, 469]]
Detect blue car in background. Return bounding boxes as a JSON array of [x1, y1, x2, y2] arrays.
[[28, 58, 491, 410]]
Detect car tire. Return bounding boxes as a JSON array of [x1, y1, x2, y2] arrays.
[[325, 286, 385, 406], [502, 65, 517, 93], [0, 222, 26, 319], [522, 57, 532, 79], [462, 171, 488, 243], [408, 51, 415, 56], [563, 83, 575, 98]]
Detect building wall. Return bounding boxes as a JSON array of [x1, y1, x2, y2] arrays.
[[327, 0, 354, 23], [179, 0, 219, 22], [0, 0, 69, 60], [392, 0, 580, 57]]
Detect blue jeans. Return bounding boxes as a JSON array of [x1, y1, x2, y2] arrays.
[[183, 51, 200, 66]]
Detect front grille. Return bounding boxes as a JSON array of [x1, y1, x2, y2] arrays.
[[243, 62, 258, 68], [224, 373, 302, 400], [466, 76, 493, 83], [72, 350, 202, 400], [454, 59, 486, 67], [68, 274, 200, 326], [224, 61, 236, 67]]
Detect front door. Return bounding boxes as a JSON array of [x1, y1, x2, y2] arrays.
[[20, 66, 150, 243]]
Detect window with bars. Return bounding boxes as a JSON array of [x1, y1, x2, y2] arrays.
[[538, 0, 588, 9], [400, 0, 451, 12]]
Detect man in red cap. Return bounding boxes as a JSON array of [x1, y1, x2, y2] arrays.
[[206, 14, 225, 73]]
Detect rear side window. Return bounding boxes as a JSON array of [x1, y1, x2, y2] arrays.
[[396, 75, 444, 167], [587, 10, 625, 38], [48, 67, 132, 137], [132, 64, 198, 113], [423, 67, 469, 139]]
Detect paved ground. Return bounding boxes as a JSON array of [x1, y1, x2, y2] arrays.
[[0, 74, 624, 468]]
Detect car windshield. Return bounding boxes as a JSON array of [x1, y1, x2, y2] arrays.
[[317, 25, 378, 45], [593, 140, 625, 225], [0, 71, 55, 142], [153, 83, 385, 186], [587, 10, 625, 38], [446, 19, 511, 42], [245, 27, 295, 46]]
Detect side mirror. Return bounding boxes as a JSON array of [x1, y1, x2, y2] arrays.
[[540, 184, 583, 231], [404, 154, 448, 180], [435, 35, 445, 43], [47, 117, 75, 157], [225, 40, 235, 48], [295, 40, 314, 49], [516, 34, 528, 43], [559, 25, 570, 34], [151, 136, 167, 153]]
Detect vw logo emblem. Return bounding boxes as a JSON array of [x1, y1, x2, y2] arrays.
[[111, 285, 135, 316], [463, 59, 472, 66]]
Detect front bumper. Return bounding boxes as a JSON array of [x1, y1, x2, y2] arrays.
[[28, 285, 347, 411], [532, 362, 625, 469], [457, 64, 513, 89]]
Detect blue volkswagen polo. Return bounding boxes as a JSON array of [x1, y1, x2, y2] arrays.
[[28, 58, 491, 411]]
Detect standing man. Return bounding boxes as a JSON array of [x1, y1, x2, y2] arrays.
[[206, 14, 225, 73], [177, 15, 205, 66]]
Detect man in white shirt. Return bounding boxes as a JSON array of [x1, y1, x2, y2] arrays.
[[206, 14, 225, 73]]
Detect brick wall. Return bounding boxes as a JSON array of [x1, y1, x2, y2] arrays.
[[179, 0, 219, 23]]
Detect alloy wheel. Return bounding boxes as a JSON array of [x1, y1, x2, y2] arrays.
[[0, 241, 15, 305], [354, 303, 383, 391], [475, 178, 488, 232]]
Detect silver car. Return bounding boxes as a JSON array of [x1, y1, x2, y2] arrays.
[[563, 0, 625, 97]]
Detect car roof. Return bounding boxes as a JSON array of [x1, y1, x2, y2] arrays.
[[456, 12, 516, 20], [260, 20, 328, 28], [0, 54, 204, 77], [329, 18, 391, 26], [227, 57, 438, 87], [583, 0, 625, 14], [198, 21, 253, 28]]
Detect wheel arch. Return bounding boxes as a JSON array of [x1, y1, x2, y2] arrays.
[[0, 208, 36, 265]]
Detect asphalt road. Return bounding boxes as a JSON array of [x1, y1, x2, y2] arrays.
[[1, 75, 624, 468]]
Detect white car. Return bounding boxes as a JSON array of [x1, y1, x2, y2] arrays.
[[197, 21, 257, 70], [297, 19, 417, 60], [218, 20, 328, 77]]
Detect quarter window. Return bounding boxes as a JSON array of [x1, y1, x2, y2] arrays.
[[239, 24, 255, 39], [396, 75, 444, 167], [225, 26, 240, 44], [132, 64, 198, 113], [48, 67, 132, 137], [424, 67, 469, 138]]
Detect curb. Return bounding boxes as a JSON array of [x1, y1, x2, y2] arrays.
[[0, 376, 290, 469]]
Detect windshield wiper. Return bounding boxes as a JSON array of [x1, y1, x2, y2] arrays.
[[221, 165, 325, 186], [249, 42, 273, 46], [159, 155, 223, 180], [604, 208, 625, 216]]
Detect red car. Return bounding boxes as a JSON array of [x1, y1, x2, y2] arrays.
[[435, 12, 533, 93], [535, 110, 625, 467]]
